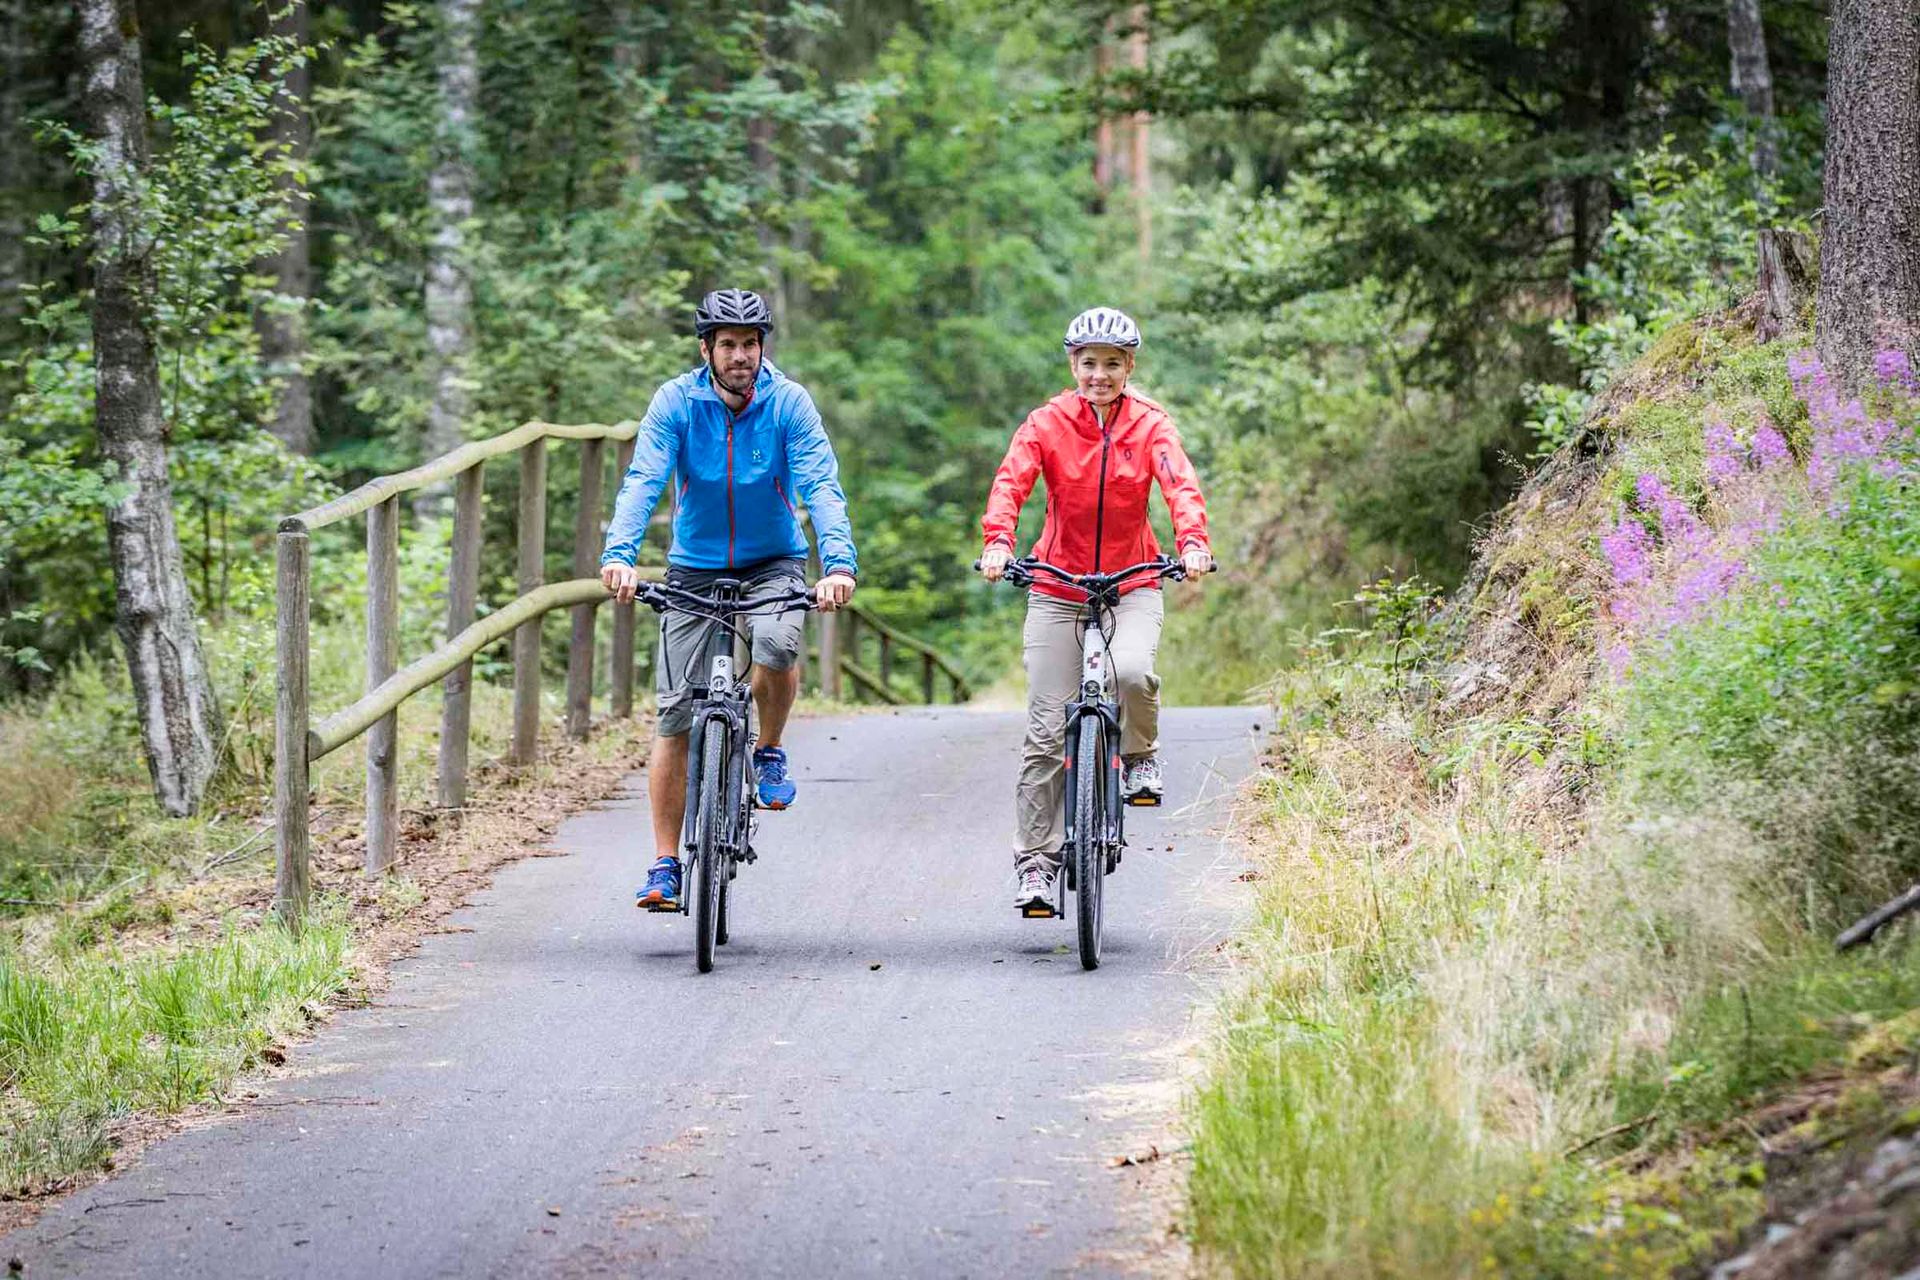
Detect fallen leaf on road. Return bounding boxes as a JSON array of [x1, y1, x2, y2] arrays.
[[1110, 1141, 1191, 1168], [869, 962, 882, 971], [546, 1206, 562, 1217]]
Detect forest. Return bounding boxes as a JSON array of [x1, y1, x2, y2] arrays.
[[5, 0, 1920, 1274]]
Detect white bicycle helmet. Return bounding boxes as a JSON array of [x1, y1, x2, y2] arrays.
[[1063, 306, 1142, 352]]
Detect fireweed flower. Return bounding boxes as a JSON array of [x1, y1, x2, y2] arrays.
[[1874, 348, 1918, 393], [1704, 418, 1743, 487], [1635, 473, 1708, 555], [1604, 351, 1917, 677], [1751, 422, 1791, 468], [1601, 517, 1653, 589]]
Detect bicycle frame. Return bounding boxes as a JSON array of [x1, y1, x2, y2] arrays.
[[680, 617, 754, 878], [631, 576, 814, 913], [1061, 615, 1126, 859]]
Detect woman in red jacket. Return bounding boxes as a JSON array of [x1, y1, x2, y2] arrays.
[[978, 307, 1214, 916]]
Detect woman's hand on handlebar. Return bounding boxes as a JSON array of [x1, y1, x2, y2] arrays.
[[1181, 547, 1215, 579], [601, 561, 643, 604], [978, 545, 1012, 582], [814, 571, 856, 612]]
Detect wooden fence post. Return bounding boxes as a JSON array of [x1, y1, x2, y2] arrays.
[[273, 527, 310, 928], [437, 465, 484, 808], [365, 495, 400, 875], [922, 651, 935, 704], [610, 437, 635, 717], [566, 437, 604, 739], [512, 440, 547, 763], [820, 609, 840, 700], [879, 631, 893, 695], [843, 612, 859, 702]]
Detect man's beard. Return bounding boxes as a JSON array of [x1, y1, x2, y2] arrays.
[[712, 357, 760, 396]]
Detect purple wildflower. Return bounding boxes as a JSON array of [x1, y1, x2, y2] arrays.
[[1664, 552, 1746, 626], [1601, 517, 1653, 589], [1751, 422, 1791, 468], [1874, 349, 1918, 393], [1704, 418, 1743, 487], [1635, 473, 1708, 554]]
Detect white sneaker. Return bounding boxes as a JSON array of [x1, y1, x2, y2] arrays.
[[1123, 754, 1164, 806], [1015, 866, 1056, 918]]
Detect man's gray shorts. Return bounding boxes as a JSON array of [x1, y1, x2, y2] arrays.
[[655, 556, 807, 737]]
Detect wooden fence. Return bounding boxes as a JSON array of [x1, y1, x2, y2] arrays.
[[272, 420, 970, 926]]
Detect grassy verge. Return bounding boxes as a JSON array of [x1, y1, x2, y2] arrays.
[[0, 906, 350, 1194], [1188, 331, 1920, 1277], [0, 594, 659, 1200]]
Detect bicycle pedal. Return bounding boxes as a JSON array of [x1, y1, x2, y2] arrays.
[[1021, 902, 1058, 919], [1125, 793, 1163, 808]]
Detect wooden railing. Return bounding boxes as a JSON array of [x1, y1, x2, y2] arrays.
[[831, 604, 971, 705], [274, 420, 650, 926], [273, 420, 971, 927]]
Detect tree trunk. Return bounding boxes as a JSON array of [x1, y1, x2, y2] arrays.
[[1815, 0, 1920, 391], [79, 0, 223, 818], [255, 0, 313, 454], [417, 0, 480, 520], [0, 0, 34, 340], [1127, 4, 1150, 265], [1726, 0, 1777, 178]]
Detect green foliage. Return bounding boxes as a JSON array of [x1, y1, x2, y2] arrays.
[[1, 29, 324, 688], [1528, 137, 1818, 454], [0, 907, 351, 1192], [1620, 453, 1920, 918]]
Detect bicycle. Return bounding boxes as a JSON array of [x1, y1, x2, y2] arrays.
[[981, 554, 1198, 970], [632, 577, 817, 973]]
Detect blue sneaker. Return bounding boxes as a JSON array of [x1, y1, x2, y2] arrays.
[[636, 857, 682, 911], [754, 746, 797, 809]]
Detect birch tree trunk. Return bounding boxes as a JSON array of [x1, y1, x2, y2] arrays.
[[255, 0, 313, 454], [417, 0, 480, 519], [79, 0, 223, 817], [1815, 0, 1920, 391], [1726, 0, 1776, 178]]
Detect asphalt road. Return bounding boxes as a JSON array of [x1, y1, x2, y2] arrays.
[[7, 706, 1263, 1279]]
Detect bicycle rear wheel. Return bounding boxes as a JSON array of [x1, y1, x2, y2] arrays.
[[695, 718, 727, 973], [1075, 716, 1106, 970]]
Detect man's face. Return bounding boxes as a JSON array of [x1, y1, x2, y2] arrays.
[[701, 327, 763, 395]]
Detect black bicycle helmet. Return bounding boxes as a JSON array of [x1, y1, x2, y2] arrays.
[[694, 288, 774, 337]]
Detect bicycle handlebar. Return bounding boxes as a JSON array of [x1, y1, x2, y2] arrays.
[[972, 554, 1215, 595], [630, 580, 819, 623]]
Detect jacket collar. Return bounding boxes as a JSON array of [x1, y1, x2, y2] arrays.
[[688, 358, 783, 405], [1046, 387, 1139, 438]]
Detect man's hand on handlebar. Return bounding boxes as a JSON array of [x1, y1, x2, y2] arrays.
[[978, 545, 1012, 582], [601, 561, 642, 604], [815, 572, 856, 612], [1181, 547, 1215, 579]]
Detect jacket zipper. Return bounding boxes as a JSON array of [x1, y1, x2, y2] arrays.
[[1092, 400, 1112, 572], [725, 410, 737, 568]]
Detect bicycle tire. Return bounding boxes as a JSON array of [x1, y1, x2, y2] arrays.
[[695, 718, 727, 973], [1075, 716, 1106, 970]]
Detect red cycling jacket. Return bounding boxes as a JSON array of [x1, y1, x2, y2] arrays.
[[981, 389, 1211, 600]]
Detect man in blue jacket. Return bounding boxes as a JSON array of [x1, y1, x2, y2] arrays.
[[600, 289, 858, 911]]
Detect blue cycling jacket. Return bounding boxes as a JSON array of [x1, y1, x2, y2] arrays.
[[600, 360, 858, 578]]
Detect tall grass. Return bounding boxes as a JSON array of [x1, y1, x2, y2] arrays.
[[1189, 348, 1920, 1277], [0, 904, 350, 1191]]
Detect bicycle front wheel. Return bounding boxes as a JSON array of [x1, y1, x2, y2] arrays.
[[695, 718, 727, 974], [1075, 716, 1106, 971]]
